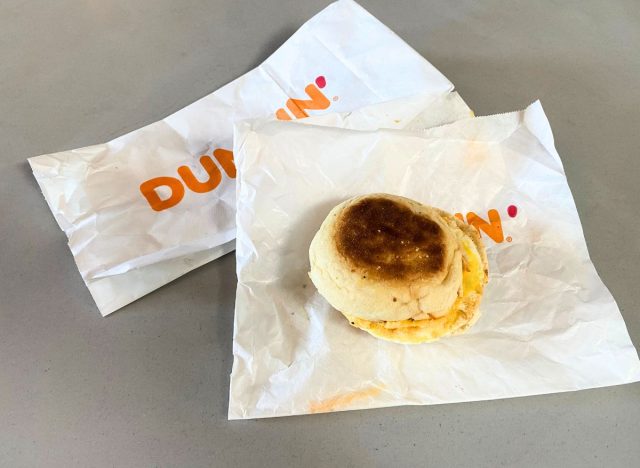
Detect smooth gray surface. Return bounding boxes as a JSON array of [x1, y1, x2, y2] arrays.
[[1, 0, 639, 466]]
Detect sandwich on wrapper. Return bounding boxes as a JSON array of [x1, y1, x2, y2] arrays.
[[309, 193, 488, 344]]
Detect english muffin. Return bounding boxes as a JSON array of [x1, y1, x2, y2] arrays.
[[309, 193, 488, 344]]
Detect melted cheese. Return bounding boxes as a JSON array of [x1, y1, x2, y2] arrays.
[[348, 238, 485, 342]]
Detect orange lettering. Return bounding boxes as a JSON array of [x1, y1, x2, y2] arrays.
[[178, 155, 222, 193], [139, 176, 185, 212], [275, 108, 292, 121], [213, 149, 236, 178], [466, 209, 504, 243], [143, 79, 333, 210], [285, 84, 330, 119]]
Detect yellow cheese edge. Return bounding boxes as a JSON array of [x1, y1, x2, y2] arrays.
[[346, 238, 485, 344]]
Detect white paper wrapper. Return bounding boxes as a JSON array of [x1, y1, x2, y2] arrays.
[[299, 91, 473, 131], [27, 0, 460, 316], [229, 101, 640, 419]]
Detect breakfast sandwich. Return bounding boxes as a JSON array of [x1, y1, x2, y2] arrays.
[[309, 193, 488, 344]]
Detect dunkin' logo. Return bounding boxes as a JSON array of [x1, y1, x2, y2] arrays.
[[139, 76, 335, 211], [140, 149, 235, 212], [275, 76, 332, 120], [455, 205, 518, 243]]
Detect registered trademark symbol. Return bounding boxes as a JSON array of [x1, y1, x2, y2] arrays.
[[506, 236, 512, 242], [333, 96, 339, 101]]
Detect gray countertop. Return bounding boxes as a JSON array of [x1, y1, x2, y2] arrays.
[[1, 1, 639, 466]]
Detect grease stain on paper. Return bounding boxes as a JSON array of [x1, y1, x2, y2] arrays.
[[309, 385, 384, 413]]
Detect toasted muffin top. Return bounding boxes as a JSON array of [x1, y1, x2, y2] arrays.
[[335, 196, 447, 282]]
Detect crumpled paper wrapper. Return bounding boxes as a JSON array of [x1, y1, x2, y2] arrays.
[[229, 100, 640, 419], [27, 0, 456, 315]]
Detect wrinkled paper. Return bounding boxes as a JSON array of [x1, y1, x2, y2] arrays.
[[28, 0, 458, 315], [229, 101, 640, 419]]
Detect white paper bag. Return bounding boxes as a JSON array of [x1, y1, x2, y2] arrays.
[[28, 0, 460, 316], [229, 101, 640, 419], [79, 91, 473, 315]]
